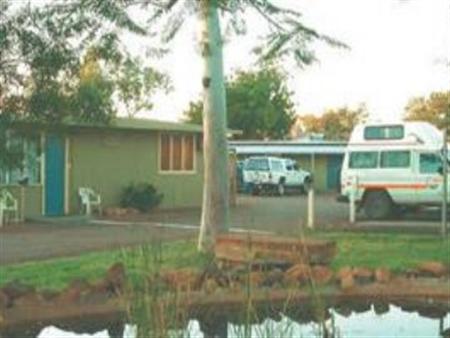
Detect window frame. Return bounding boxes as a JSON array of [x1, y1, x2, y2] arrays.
[[158, 132, 197, 174], [0, 132, 43, 186], [419, 152, 443, 174], [349, 151, 379, 169], [380, 150, 411, 169], [364, 125, 405, 140]]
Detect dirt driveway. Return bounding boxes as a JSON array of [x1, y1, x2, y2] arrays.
[[0, 193, 443, 265], [145, 194, 348, 233]]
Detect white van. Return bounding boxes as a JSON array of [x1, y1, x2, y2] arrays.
[[242, 156, 311, 195], [339, 121, 449, 219]]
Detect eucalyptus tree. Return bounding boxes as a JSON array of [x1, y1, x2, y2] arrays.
[[146, 0, 346, 251]]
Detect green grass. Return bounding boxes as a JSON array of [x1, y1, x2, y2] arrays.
[[310, 230, 450, 272], [0, 240, 206, 290], [0, 232, 448, 290]]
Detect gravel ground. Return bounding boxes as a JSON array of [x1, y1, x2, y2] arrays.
[[1, 193, 444, 265]]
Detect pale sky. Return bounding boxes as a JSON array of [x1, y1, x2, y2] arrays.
[[130, 0, 450, 123]]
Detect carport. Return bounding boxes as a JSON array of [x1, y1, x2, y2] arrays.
[[229, 140, 347, 192]]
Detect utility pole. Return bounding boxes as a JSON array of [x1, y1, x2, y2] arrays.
[[442, 127, 448, 237]]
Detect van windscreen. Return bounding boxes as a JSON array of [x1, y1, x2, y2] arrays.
[[364, 125, 404, 140]]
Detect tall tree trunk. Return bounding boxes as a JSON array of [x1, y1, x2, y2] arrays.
[[197, 0, 229, 252]]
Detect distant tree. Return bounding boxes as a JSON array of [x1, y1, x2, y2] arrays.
[[404, 91, 450, 130], [184, 67, 296, 139], [297, 105, 368, 140]]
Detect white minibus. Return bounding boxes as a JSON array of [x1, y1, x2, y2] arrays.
[[339, 121, 449, 219]]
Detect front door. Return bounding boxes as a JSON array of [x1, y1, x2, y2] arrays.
[[45, 135, 65, 216], [327, 155, 343, 191]]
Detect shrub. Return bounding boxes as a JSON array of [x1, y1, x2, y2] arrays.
[[120, 183, 163, 212]]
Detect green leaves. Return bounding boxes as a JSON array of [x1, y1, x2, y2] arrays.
[[184, 67, 295, 139], [404, 91, 450, 130]]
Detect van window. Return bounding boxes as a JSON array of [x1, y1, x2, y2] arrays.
[[271, 160, 283, 172], [419, 153, 442, 174], [364, 125, 404, 140], [380, 151, 410, 168], [246, 158, 269, 171], [349, 152, 378, 169]]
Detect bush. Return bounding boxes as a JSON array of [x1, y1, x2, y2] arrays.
[[120, 183, 163, 212]]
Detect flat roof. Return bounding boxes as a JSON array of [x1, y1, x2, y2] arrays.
[[78, 117, 204, 133], [229, 140, 347, 155]]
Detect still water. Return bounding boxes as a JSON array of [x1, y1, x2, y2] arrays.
[[36, 305, 450, 338]]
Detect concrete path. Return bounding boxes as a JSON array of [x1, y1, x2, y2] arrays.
[[0, 222, 195, 265]]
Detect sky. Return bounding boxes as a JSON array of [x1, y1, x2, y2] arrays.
[[129, 0, 450, 123]]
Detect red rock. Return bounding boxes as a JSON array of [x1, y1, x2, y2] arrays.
[[203, 278, 219, 294], [105, 262, 126, 294], [14, 292, 44, 307], [375, 268, 391, 283], [248, 272, 264, 288], [161, 268, 201, 292], [337, 267, 354, 289], [0, 289, 11, 309], [312, 266, 333, 285], [417, 261, 447, 278], [340, 274, 354, 290], [58, 279, 90, 303], [1, 281, 35, 300], [284, 264, 310, 285], [353, 267, 373, 284], [337, 267, 352, 280]]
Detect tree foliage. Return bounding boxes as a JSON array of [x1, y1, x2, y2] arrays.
[[0, 1, 169, 124], [296, 105, 368, 140], [184, 67, 295, 139], [404, 91, 450, 130], [0, 0, 170, 167]]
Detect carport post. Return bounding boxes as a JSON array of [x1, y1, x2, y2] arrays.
[[349, 176, 357, 224], [307, 187, 314, 229], [442, 129, 448, 237]]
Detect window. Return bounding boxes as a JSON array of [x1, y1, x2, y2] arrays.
[[246, 159, 269, 171], [349, 152, 378, 169], [364, 125, 404, 140], [380, 151, 411, 168], [419, 153, 442, 174], [271, 160, 283, 172], [159, 133, 196, 172], [0, 134, 42, 185]]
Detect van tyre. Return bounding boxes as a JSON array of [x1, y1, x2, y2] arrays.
[[301, 177, 312, 194], [364, 191, 393, 220]]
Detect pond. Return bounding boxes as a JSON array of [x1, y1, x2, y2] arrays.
[[21, 304, 450, 338]]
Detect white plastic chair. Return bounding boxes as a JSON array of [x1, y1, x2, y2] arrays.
[[0, 189, 19, 227], [78, 187, 102, 216]]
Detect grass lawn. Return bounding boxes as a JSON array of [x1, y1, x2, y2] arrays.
[[0, 231, 448, 291]]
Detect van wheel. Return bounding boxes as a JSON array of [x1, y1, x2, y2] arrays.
[[301, 177, 312, 194], [363, 191, 392, 220], [277, 182, 285, 196]]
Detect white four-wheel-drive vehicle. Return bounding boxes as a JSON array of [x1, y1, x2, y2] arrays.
[[242, 156, 312, 195], [339, 121, 450, 220]]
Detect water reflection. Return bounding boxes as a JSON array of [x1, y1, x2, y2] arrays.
[[33, 305, 450, 338]]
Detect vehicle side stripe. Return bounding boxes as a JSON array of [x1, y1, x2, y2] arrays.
[[358, 183, 427, 189]]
